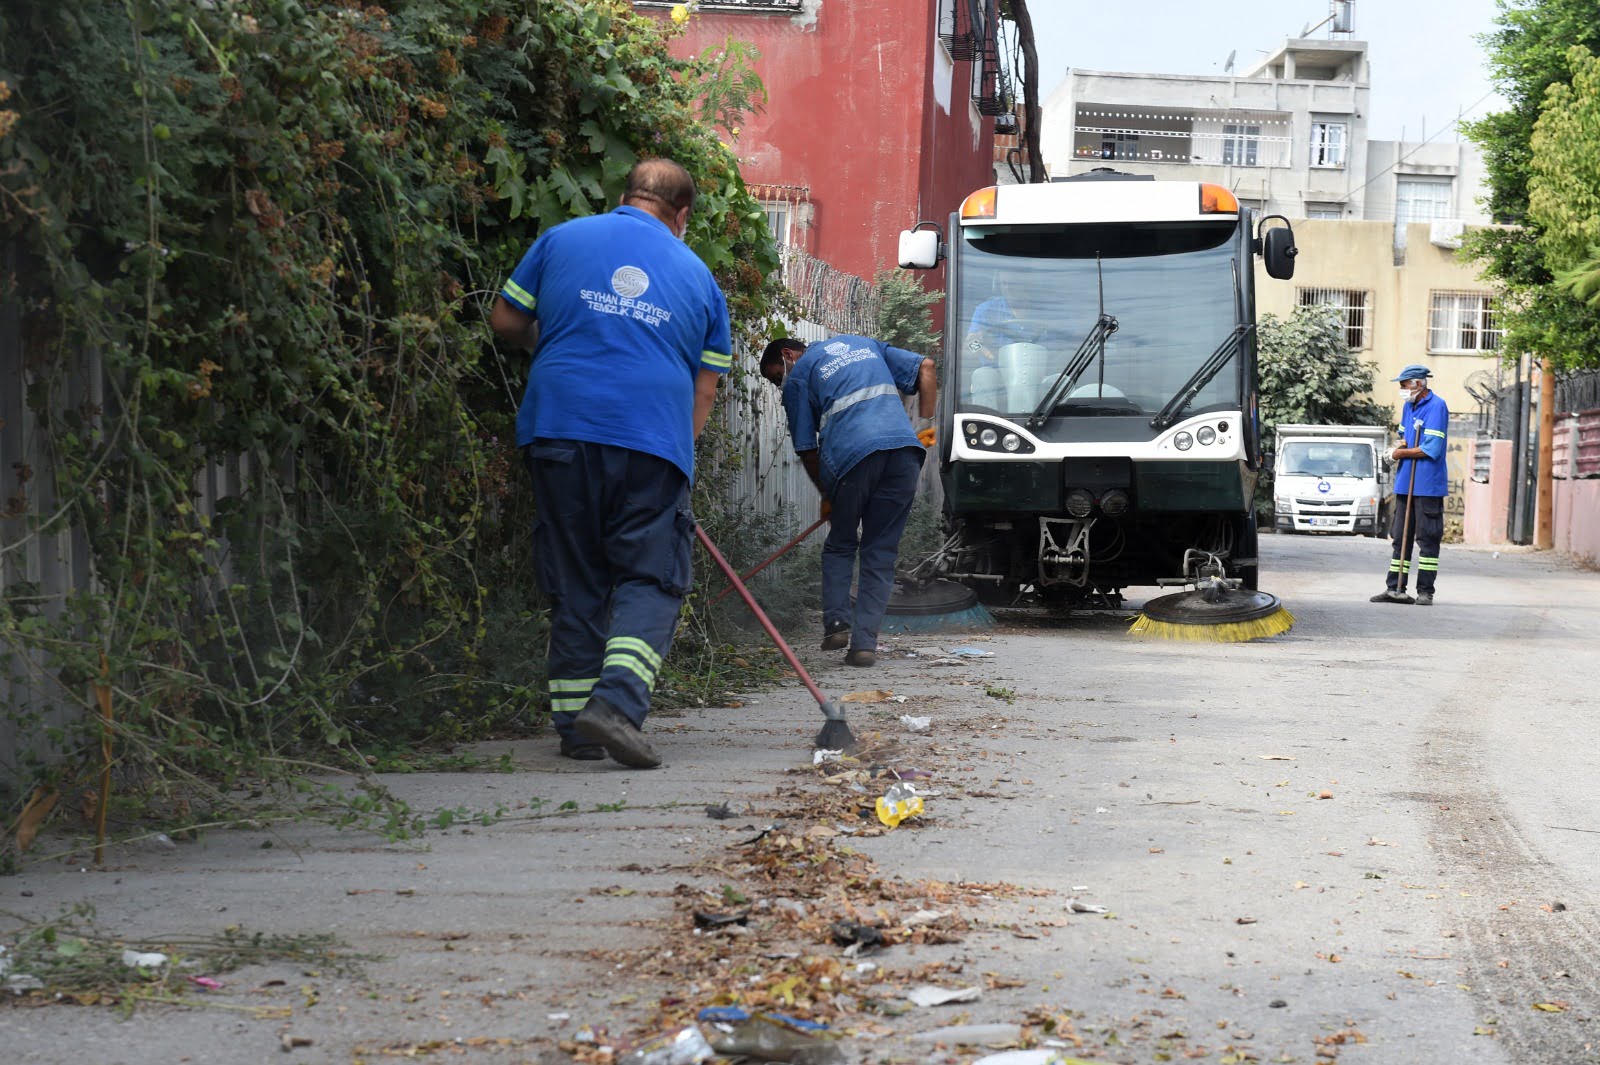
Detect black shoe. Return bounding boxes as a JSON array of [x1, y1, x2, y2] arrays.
[[821, 621, 850, 651], [845, 649, 876, 667], [1414, 591, 1434, 606], [1369, 589, 1414, 604], [573, 697, 661, 769], [559, 737, 605, 761]]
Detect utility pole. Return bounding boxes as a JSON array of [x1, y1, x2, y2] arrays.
[[1535, 357, 1555, 549], [1006, 0, 1045, 182]]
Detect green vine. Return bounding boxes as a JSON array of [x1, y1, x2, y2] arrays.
[[0, 0, 784, 844]]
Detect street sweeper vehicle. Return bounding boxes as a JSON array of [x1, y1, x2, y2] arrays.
[[894, 170, 1299, 640]]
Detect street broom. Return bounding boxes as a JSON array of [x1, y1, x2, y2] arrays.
[[694, 525, 857, 752]]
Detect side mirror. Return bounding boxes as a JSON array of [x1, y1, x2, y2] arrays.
[[898, 224, 942, 270], [1259, 219, 1298, 280]]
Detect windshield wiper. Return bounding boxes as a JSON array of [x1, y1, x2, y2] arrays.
[[1028, 313, 1119, 428], [1149, 324, 1253, 431]]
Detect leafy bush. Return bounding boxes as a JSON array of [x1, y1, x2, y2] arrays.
[[0, 0, 781, 830]]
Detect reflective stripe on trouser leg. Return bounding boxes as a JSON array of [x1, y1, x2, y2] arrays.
[[549, 677, 598, 738], [1413, 496, 1444, 594], [589, 447, 692, 729], [1387, 495, 1418, 591]]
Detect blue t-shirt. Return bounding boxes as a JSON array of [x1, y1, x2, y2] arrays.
[[1396, 390, 1449, 497], [501, 205, 732, 481], [968, 296, 1055, 357], [781, 335, 925, 492]]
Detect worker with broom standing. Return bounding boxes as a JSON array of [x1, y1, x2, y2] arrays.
[[491, 158, 733, 769], [1370, 364, 1449, 606], [760, 335, 937, 667]]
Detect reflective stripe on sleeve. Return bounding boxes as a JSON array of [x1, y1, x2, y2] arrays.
[[501, 279, 536, 311], [701, 349, 732, 372]]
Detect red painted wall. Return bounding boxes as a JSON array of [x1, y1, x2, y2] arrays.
[[654, 1, 992, 289]]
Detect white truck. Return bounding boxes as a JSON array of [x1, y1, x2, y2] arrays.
[[1271, 424, 1391, 537]]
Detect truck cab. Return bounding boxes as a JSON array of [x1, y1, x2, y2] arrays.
[[1271, 424, 1391, 536]]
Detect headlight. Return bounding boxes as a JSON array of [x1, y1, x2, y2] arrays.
[[1001, 433, 1021, 452], [1065, 488, 1095, 518], [1174, 431, 1194, 451], [965, 422, 979, 436], [979, 427, 998, 447], [1099, 489, 1130, 516], [1197, 426, 1217, 446]]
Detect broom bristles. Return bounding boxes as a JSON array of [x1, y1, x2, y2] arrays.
[[1128, 606, 1294, 643], [880, 602, 995, 634]]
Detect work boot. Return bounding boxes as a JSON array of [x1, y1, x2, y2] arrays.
[[558, 737, 605, 761], [821, 620, 850, 651], [1414, 591, 1434, 606], [1369, 589, 1414, 605], [845, 649, 876, 667], [573, 697, 661, 769]]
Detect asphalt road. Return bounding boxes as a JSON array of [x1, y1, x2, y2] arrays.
[[3, 533, 1597, 1063]]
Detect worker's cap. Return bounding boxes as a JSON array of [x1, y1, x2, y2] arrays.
[[1391, 363, 1433, 382]]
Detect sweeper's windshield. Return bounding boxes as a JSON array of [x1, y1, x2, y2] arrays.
[[955, 222, 1241, 423]]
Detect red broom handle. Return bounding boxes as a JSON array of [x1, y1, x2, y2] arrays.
[[709, 517, 827, 606], [694, 524, 830, 709]]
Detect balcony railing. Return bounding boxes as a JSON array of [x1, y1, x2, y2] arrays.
[[1072, 109, 1293, 168]]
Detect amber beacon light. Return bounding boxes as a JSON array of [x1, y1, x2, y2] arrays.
[[1199, 183, 1240, 214], [960, 186, 999, 220]]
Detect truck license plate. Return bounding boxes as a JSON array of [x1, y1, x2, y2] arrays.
[[1308, 517, 1331, 526]]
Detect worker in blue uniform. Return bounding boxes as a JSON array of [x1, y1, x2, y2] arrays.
[[1371, 364, 1449, 606], [491, 158, 733, 768], [760, 335, 937, 666]]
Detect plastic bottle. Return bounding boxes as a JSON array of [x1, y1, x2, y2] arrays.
[[619, 1025, 715, 1065]]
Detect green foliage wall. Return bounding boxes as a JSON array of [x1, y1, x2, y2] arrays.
[[0, 0, 780, 813]]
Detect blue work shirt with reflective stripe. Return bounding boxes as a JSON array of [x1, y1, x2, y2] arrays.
[[1396, 390, 1450, 497], [500, 205, 733, 482], [781, 335, 924, 493]]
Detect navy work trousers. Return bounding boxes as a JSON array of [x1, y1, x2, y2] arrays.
[[1386, 494, 1443, 595], [822, 446, 925, 653], [523, 440, 692, 741]]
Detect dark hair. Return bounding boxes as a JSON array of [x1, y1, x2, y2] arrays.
[[760, 338, 804, 382], [623, 158, 697, 214]]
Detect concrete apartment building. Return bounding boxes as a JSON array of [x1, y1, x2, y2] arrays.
[[1031, 33, 1500, 458]]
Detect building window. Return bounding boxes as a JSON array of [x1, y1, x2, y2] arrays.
[[1099, 132, 1137, 160], [1309, 121, 1346, 168], [760, 201, 792, 247], [1305, 202, 1343, 219], [1299, 287, 1370, 349], [1396, 178, 1454, 223], [1222, 124, 1261, 167], [1429, 291, 1501, 354]]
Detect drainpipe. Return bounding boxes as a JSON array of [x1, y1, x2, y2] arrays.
[[1507, 356, 1525, 544], [1535, 358, 1555, 549]]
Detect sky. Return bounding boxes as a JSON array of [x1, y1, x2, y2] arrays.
[[1027, 0, 1507, 142]]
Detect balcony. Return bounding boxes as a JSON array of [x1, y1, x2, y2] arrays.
[[1071, 105, 1292, 168]]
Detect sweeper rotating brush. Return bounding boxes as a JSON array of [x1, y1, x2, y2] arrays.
[[1129, 578, 1294, 643], [880, 578, 994, 635]]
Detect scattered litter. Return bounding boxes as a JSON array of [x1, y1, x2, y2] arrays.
[[738, 824, 782, 845], [1317, 790, 1335, 800], [899, 715, 931, 732], [875, 783, 924, 828], [1, 948, 42, 993], [773, 898, 808, 918], [1269, 999, 1288, 1008], [620, 1025, 715, 1065], [909, 1023, 1023, 1046], [973, 1052, 1097, 1065], [1071, 885, 1089, 892], [900, 909, 949, 928], [1258, 755, 1295, 761], [813, 749, 845, 766], [1068, 900, 1108, 915], [121, 950, 168, 969], [905, 984, 983, 1007], [697, 1007, 827, 1031], [842, 690, 896, 703], [189, 976, 224, 991], [699, 1007, 842, 1062], [1094, 807, 1109, 814], [149, 833, 177, 850], [548, 1012, 572, 1022], [280, 1034, 314, 1053], [692, 911, 749, 930], [927, 658, 963, 667], [830, 921, 885, 954], [704, 802, 734, 820], [947, 646, 995, 658], [1235, 917, 1258, 925]]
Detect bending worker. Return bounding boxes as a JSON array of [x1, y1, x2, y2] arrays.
[[491, 158, 733, 769], [1370, 364, 1449, 607], [760, 335, 937, 667]]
